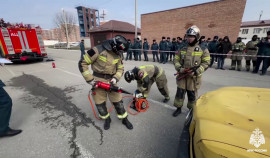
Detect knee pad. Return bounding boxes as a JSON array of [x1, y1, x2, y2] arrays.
[[176, 88, 185, 99], [186, 90, 196, 102], [96, 102, 108, 116], [113, 101, 125, 115]]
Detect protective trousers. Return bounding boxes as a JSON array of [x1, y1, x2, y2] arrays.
[[245, 50, 257, 71], [0, 87, 12, 134], [174, 76, 201, 109], [92, 81, 127, 119], [246, 60, 256, 71], [231, 52, 243, 70]]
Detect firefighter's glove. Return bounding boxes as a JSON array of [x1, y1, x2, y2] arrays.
[[87, 79, 96, 86], [110, 78, 117, 85], [133, 93, 143, 98]]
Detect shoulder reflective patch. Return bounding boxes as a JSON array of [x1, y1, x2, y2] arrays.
[[87, 49, 96, 57]]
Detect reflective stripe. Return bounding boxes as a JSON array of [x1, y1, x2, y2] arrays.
[[181, 51, 187, 54], [82, 70, 91, 77], [139, 65, 154, 69], [144, 93, 149, 98], [118, 65, 124, 69], [98, 56, 107, 62], [156, 68, 163, 78], [199, 66, 205, 72], [142, 72, 148, 79], [99, 113, 110, 119], [202, 56, 211, 61], [84, 55, 92, 64], [113, 59, 119, 64], [175, 56, 180, 60], [175, 62, 181, 67], [117, 112, 128, 119], [192, 52, 203, 56]]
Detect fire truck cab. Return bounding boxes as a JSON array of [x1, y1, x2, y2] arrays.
[[0, 26, 47, 62]]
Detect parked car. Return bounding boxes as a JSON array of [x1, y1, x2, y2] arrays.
[[179, 87, 270, 158]]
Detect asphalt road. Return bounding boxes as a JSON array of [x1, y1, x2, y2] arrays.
[[0, 48, 269, 158]]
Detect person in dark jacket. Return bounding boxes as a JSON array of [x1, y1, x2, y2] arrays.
[[151, 40, 159, 62], [170, 38, 177, 61], [80, 40, 85, 59], [126, 39, 133, 61], [206, 38, 211, 45], [199, 36, 208, 49], [0, 78, 22, 137], [165, 37, 172, 63], [143, 38, 149, 61], [159, 36, 167, 64], [133, 38, 141, 61], [217, 36, 232, 70], [176, 37, 184, 51], [253, 31, 270, 75], [208, 36, 219, 67]]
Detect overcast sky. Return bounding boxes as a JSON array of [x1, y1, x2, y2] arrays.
[[1, 0, 269, 29]]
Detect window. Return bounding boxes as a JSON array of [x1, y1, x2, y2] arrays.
[[263, 28, 270, 33], [253, 28, 262, 34], [242, 29, 249, 34]]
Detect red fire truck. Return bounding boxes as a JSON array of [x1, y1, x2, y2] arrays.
[[0, 26, 47, 62]]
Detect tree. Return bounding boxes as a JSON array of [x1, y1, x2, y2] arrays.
[[53, 10, 76, 48]]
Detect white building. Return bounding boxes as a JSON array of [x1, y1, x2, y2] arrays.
[[239, 20, 270, 43]]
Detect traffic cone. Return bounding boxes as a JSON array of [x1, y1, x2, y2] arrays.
[[52, 62, 56, 68]]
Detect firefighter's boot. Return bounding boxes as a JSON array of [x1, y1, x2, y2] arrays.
[[122, 118, 133, 130], [173, 107, 182, 117], [104, 117, 111, 130]]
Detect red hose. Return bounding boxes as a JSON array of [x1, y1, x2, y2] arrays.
[[88, 92, 149, 119]]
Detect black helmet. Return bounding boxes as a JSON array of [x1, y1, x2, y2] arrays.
[[186, 25, 200, 39], [124, 70, 135, 83], [236, 37, 242, 43], [112, 35, 129, 53]]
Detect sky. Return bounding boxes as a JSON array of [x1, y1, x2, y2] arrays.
[[0, 0, 270, 29]]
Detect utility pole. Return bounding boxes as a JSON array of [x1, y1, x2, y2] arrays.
[[100, 10, 106, 22], [259, 10, 263, 21], [135, 0, 137, 39], [62, 8, 69, 49]]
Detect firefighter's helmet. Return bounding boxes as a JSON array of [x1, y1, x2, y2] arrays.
[[186, 25, 200, 39], [124, 70, 135, 83], [112, 35, 129, 53]]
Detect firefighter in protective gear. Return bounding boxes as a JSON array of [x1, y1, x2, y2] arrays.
[[245, 35, 258, 71], [173, 25, 210, 117], [124, 65, 170, 103], [230, 37, 246, 71], [78, 35, 133, 130]]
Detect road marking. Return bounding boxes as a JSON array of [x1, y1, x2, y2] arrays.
[[41, 63, 82, 78]]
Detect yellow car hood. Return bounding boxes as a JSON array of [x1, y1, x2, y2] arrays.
[[192, 87, 270, 157]]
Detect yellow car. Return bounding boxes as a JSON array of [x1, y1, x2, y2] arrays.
[[181, 87, 270, 158]]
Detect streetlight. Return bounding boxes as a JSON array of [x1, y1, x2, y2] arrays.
[[62, 8, 69, 49]]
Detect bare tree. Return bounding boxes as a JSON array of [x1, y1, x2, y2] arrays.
[[54, 11, 76, 47]]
